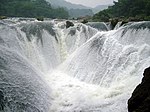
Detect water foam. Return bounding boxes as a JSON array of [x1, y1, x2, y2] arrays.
[[1, 19, 150, 112]]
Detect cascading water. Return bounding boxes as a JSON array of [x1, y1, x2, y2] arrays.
[[86, 22, 109, 31], [54, 22, 98, 55], [60, 21, 150, 111], [0, 18, 150, 112], [0, 19, 52, 111]]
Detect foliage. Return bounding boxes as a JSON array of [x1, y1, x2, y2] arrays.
[[0, 0, 69, 19], [93, 9, 111, 22], [93, 0, 150, 22]]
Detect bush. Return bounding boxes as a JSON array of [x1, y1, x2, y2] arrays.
[[144, 16, 150, 21]]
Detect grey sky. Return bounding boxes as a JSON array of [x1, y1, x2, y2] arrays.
[[65, 0, 115, 8]]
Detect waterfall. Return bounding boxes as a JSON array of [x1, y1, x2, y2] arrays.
[[86, 22, 109, 31], [63, 22, 150, 85], [0, 18, 150, 112], [59, 21, 150, 111]]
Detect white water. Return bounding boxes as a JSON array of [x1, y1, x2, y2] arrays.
[[0, 19, 150, 112]]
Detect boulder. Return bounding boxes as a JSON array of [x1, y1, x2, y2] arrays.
[[110, 18, 119, 30], [128, 67, 150, 112], [120, 21, 128, 26], [36, 16, 44, 21], [81, 19, 88, 24], [0, 16, 7, 20], [66, 21, 74, 28]]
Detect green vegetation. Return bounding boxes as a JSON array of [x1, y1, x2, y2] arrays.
[[93, 0, 150, 22], [0, 0, 69, 19]]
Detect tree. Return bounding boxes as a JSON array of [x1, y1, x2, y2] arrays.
[[93, 0, 150, 21], [0, 0, 69, 19]]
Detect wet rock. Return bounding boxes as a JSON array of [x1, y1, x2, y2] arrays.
[[0, 91, 4, 111], [0, 16, 7, 20], [66, 21, 74, 28], [36, 16, 44, 21], [110, 18, 118, 29], [128, 67, 150, 112], [120, 21, 128, 26], [81, 19, 88, 24]]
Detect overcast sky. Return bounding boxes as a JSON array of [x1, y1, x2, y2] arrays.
[[65, 0, 115, 8]]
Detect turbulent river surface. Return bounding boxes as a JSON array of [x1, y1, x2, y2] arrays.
[[0, 18, 150, 112]]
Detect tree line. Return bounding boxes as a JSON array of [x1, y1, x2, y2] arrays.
[[0, 0, 69, 19], [93, 0, 150, 22]]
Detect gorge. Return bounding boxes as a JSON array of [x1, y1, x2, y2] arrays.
[[0, 18, 150, 112]]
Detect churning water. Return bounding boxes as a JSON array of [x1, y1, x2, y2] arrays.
[[0, 18, 150, 112]]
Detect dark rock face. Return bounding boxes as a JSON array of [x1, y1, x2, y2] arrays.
[[36, 16, 44, 21], [66, 21, 74, 28], [110, 18, 118, 29], [128, 67, 150, 112], [81, 19, 88, 24], [0, 91, 4, 111]]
